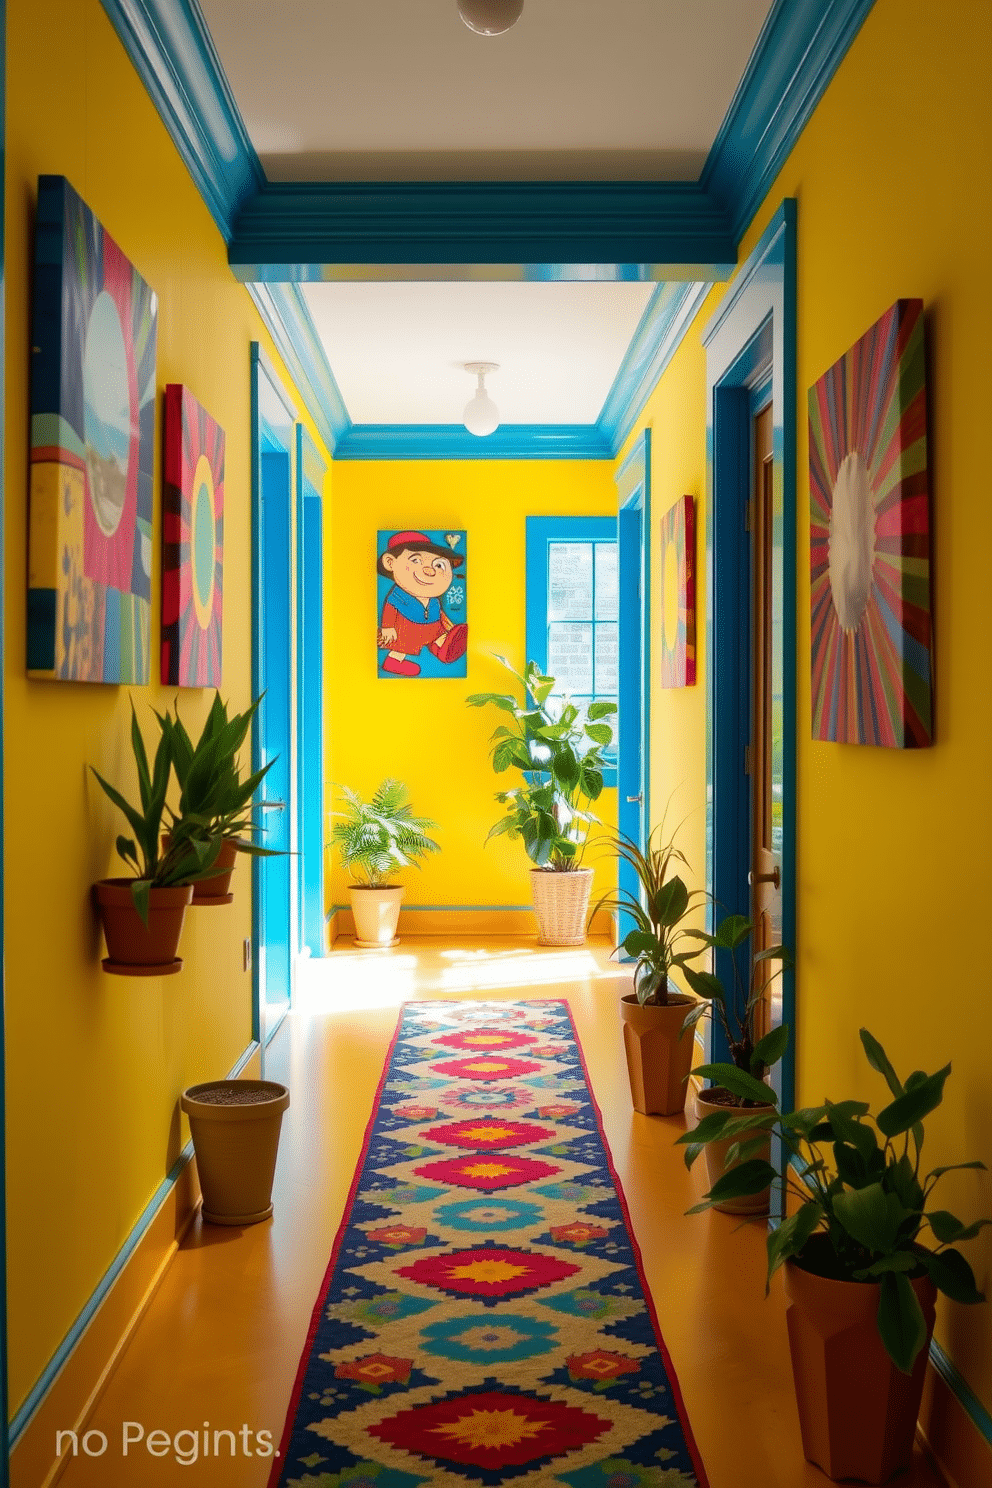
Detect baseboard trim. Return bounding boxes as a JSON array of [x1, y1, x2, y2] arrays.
[[8, 1040, 262, 1488], [325, 904, 615, 942], [918, 1339, 992, 1488]]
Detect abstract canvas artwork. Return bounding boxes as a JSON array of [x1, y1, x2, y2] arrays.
[[377, 529, 468, 679], [809, 299, 933, 746], [659, 495, 696, 688], [162, 385, 224, 686], [27, 176, 158, 682]]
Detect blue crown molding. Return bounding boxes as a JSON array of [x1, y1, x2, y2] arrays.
[[599, 280, 712, 454], [99, 0, 263, 239], [246, 282, 348, 455], [334, 424, 613, 462], [226, 181, 736, 280], [701, 0, 878, 242]]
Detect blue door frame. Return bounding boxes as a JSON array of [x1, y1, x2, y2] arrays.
[[251, 345, 298, 1048], [701, 202, 797, 1121], [615, 431, 651, 948], [296, 424, 327, 957]]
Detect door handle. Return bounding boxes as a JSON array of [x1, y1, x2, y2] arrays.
[[260, 800, 286, 812], [748, 866, 781, 889], [626, 794, 643, 804]]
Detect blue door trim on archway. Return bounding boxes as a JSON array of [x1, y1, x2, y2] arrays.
[[251, 345, 298, 1048], [296, 424, 327, 957], [615, 431, 652, 950], [701, 201, 797, 1118]]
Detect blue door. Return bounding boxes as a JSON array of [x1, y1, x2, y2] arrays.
[[296, 426, 326, 957], [615, 433, 651, 948], [252, 347, 297, 1046]]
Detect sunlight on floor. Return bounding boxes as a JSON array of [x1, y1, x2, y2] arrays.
[[296, 939, 632, 1011]]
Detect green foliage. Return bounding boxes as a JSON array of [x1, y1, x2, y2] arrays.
[[676, 1028, 989, 1373], [679, 914, 791, 1103], [156, 692, 278, 858], [466, 656, 616, 872], [591, 818, 709, 1006], [90, 700, 229, 925], [331, 780, 440, 888]]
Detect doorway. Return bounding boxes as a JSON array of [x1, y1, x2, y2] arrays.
[[615, 431, 651, 947], [702, 202, 796, 1117], [251, 346, 298, 1047]]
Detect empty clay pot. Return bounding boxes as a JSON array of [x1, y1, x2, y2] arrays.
[[181, 1080, 290, 1226]]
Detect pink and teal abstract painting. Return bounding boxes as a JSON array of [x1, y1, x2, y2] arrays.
[[161, 385, 224, 686], [27, 176, 158, 682], [809, 299, 933, 746]]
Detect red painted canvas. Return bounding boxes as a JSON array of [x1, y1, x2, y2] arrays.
[[659, 495, 696, 687], [809, 300, 932, 746], [162, 385, 224, 686]]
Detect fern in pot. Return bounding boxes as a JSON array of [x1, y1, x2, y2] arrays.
[[331, 780, 440, 948]]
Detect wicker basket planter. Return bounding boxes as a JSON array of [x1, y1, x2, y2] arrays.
[[181, 1079, 290, 1226], [530, 868, 594, 946]]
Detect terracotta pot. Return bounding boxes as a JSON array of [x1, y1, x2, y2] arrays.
[[94, 879, 193, 975], [619, 991, 696, 1115], [530, 867, 594, 946], [181, 1080, 290, 1226], [191, 837, 239, 904], [694, 1085, 774, 1215], [350, 884, 404, 947], [162, 833, 238, 904], [784, 1241, 937, 1484]]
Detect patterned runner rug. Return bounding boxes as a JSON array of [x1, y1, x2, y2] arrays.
[[271, 999, 708, 1488]]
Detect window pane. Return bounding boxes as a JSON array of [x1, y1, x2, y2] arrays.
[[595, 622, 618, 694], [548, 543, 593, 621], [548, 622, 593, 693], [595, 542, 618, 620]]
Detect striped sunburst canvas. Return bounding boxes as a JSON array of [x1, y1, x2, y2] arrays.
[[808, 299, 933, 747]]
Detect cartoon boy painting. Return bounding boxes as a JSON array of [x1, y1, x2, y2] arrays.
[[377, 530, 468, 677]]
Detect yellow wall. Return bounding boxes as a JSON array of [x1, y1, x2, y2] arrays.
[[3, 0, 329, 1414], [627, 0, 992, 1422], [328, 460, 618, 911]]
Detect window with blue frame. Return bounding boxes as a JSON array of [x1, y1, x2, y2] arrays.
[[525, 516, 618, 786]]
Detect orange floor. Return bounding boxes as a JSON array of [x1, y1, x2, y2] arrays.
[[50, 938, 947, 1488]]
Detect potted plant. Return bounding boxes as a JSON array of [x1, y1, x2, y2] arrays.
[[157, 692, 277, 904], [90, 703, 225, 974], [678, 1028, 989, 1483], [677, 913, 790, 1213], [591, 822, 709, 1115], [181, 1078, 290, 1226], [331, 779, 440, 947], [467, 656, 615, 946]]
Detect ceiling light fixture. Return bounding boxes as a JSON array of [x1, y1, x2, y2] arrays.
[[457, 0, 524, 37], [463, 363, 500, 437]]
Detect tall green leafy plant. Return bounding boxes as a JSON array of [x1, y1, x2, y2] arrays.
[[90, 702, 223, 925], [331, 780, 440, 887], [677, 1028, 989, 1372], [679, 913, 791, 1099], [467, 656, 615, 872], [592, 822, 709, 1006]]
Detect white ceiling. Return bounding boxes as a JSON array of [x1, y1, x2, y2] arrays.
[[199, 0, 773, 183], [198, 0, 775, 426], [301, 281, 656, 424]]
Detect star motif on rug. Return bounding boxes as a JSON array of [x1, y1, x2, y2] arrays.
[[432, 1029, 538, 1052], [431, 1055, 543, 1082], [414, 1154, 560, 1191], [439, 1085, 537, 1113], [422, 1117, 555, 1150], [419, 1312, 559, 1364], [368, 1386, 610, 1473], [396, 1245, 579, 1302]]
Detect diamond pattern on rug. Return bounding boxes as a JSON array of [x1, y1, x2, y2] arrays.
[[270, 1000, 707, 1488]]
